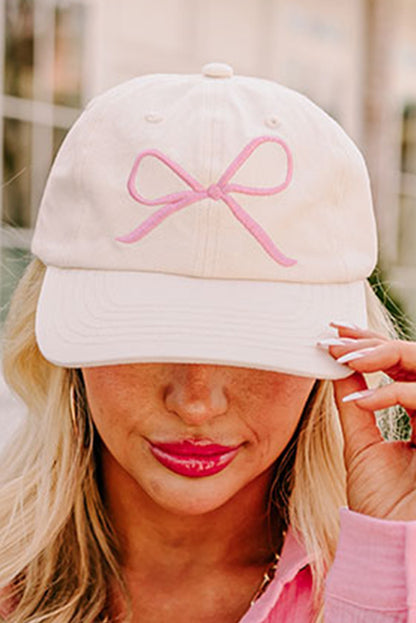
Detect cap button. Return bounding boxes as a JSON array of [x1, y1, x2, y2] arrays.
[[202, 62, 234, 79]]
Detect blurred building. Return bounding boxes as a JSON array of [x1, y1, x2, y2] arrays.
[[1, 0, 416, 325]]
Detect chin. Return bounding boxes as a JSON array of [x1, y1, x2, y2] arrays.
[[144, 474, 242, 516]]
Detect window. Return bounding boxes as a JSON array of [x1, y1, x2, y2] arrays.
[[398, 104, 416, 267], [1, 0, 88, 323]]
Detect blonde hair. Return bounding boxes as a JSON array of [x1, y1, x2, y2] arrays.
[[0, 258, 401, 622]]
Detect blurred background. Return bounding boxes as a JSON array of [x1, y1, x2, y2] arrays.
[[1, 0, 416, 446]]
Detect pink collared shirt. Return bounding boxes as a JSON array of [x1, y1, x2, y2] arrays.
[[240, 507, 416, 622]]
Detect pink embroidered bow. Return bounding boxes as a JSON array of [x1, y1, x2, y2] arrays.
[[116, 135, 297, 266]]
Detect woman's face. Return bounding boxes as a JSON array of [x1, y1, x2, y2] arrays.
[[82, 363, 316, 516]]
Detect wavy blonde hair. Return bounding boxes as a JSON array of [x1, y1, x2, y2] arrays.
[[0, 257, 400, 622]]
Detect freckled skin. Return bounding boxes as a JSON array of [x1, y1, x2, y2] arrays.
[[82, 363, 316, 621], [82, 363, 316, 516]]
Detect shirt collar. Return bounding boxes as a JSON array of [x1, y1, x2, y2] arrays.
[[238, 524, 311, 623]]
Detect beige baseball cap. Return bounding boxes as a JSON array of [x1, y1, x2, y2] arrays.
[[31, 62, 377, 379]]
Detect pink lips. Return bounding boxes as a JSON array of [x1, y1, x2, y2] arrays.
[[148, 439, 241, 478]]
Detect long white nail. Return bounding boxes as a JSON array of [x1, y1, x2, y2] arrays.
[[342, 389, 376, 403], [317, 338, 357, 348], [330, 321, 361, 330], [337, 347, 377, 364]]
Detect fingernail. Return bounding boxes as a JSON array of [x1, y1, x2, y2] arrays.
[[330, 321, 361, 330], [342, 389, 376, 403], [336, 347, 377, 364], [316, 338, 357, 348]]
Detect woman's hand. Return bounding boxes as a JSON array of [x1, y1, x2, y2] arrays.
[[319, 322, 416, 521]]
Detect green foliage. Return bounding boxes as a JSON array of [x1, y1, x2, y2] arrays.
[[369, 265, 415, 340], [369, 265, 414, 440]]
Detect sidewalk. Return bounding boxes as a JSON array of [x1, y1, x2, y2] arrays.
[[0, 368, 26, 455]]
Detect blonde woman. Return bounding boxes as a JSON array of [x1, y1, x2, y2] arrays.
[[1, 62, 416, 622]]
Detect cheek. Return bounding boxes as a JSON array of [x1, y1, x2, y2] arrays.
[[86, 394, 151, 486], [82, 374, 140, 456], [251, 417, 297, 463], [244, 379, 314, 460], [83, 367, 154, 424], [86, 397, 126, 461]]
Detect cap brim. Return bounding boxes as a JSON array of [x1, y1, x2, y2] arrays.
[[35, 267, 368, 379]]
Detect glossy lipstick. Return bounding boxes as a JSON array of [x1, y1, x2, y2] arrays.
[[148, 439, 241, 478]]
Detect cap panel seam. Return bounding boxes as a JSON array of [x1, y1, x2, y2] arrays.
[[71, 106, 111, 264], [197, 82, 213, 276], [189, 80, 206, 276], [193, 81, 209, 275], [203, 81, 217, 276], [314, 140, 349, 282], [212, 83, 224, 275], [203, 79, 220, 276], [336, 140, 354, 281]]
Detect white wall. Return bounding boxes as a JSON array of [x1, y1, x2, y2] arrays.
[[87, 0, 364, 145]]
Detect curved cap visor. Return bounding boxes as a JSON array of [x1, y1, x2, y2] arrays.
[[35, 267, 367, 379]]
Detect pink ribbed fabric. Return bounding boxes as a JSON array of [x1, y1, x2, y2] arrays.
[[407, 522, 416, 622], [238, 508, 416, 622]]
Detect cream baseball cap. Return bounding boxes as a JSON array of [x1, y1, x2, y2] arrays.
[[31, 62, 377, 379]]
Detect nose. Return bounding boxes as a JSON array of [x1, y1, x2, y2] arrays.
[[164, 364, 229, 425]]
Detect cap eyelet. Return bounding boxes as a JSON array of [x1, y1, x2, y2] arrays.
[[144, 112, 164, 123], [265, 115, 281, 129]]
